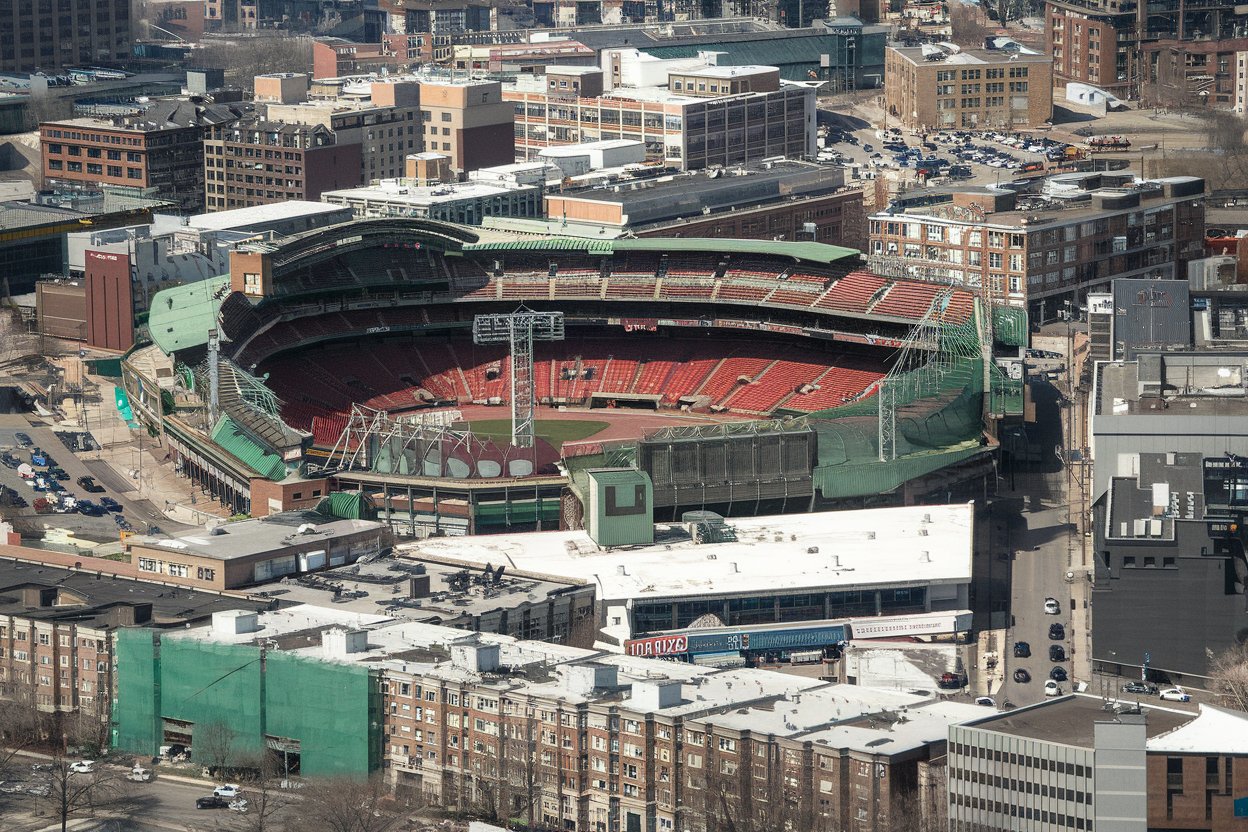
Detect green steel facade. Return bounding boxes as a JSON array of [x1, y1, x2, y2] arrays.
[[113, 629, 381, 777]]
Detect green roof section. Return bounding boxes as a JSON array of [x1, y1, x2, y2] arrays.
[[464, 237, 616, 253], [464, 237, 860, 266], [210, 415, 287, 481], [316, 491, 377, 520], [147, 275, 230, 354], [613, 237, 859, 264]]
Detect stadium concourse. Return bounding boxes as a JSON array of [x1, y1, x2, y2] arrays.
[[122, 219, 1015, 533]]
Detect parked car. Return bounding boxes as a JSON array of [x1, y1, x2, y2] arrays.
[[1013, 641, 1030, 658], [1013, 668, 1031, 683], [1044, 680, 1062, 697], [1049, 645, 1066, 662], [99, 496, 122, 512], [30, 449, 49, 466], [974, 697, 996, 707], [14, 432, 32, 447], [938, 672, 967, 689], [1044, 597, 1061, 615], [1121, 681, 1159, 695], [127, 767, 153, 782], [229, 799, 249, 813], [196, 796, 229, 810], [1050, 667, 1068, 682], [76, 476, 104, 493], [213, 784, 242, 799], [0, 453, 19, 468], [68, 761, 95, 775], [76, 501, 105, 517], [1049, 623, 1065, 640], [1159, 687, 1191, 702]]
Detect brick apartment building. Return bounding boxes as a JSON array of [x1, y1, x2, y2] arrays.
[[40, 100, 246, 212], [884, 46, 1053, 132], [379, 640, 977, 832], [203, 119, 364, 210], [867, 173, 1206, 320], [0, 0, 131, 73]]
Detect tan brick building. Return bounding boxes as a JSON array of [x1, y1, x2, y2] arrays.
[[418, 79, 515, 173], [884, 46, 1053, 132]]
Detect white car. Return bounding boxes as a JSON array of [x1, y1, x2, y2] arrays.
[[1044, 680, 1062, 697], [229, 798, 249, 813], [1159, 688, 1191, 702], [1044, 597, 1061, 615], [213, 784, 242, 799], [68, 761, 95, 775]]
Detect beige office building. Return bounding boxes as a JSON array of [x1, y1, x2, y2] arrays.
[[884, 46, 1053, 131], [417, 79, 516, 173]]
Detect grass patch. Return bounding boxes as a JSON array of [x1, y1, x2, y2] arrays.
[[459, 419, 609, 446]]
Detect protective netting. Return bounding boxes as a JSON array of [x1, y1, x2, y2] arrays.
[[112, 631, 379, 777]]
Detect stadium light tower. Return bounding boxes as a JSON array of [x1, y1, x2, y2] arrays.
[[472, 307, 565, 448]]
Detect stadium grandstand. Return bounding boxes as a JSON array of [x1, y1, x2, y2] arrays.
[[122, 219, 1024, 536]]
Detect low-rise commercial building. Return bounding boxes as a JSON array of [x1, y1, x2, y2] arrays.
[[534, 159, 863, 245], [123, 511, 390, 591], [884, 45, 1053, 132], [321, 175, 542, 224], [506, 61, 816, 170], [400, 502, 974, 654], [867, 173, 1206, 319]]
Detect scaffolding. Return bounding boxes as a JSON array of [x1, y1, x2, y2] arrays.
[[322, 404, 465, 474], [472, 308, 565, 448]]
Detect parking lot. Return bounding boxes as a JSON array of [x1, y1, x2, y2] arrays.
[[0, 420, 187, 545], [816, 121, 1079, 188]]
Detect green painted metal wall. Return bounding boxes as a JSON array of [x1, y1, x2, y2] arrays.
[[112, 630, 380, 777]]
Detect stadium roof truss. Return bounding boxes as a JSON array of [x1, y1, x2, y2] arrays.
[[188, 357, 308, 453], [641, 416, 812, 444], [322, 404, 468, 475]]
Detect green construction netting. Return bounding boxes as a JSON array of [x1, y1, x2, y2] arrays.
[[317, 490, 377, 520], [112, 631, 380, 777], [992, 305, 1029, 348]]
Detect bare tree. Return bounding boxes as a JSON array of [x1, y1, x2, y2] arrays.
[[196, 720, 238, 779], [290, 774, 400, 832], [39, 756, 138, 832], [0, 699, 50, 812], [235, 751, 297, 832], [1208, 644, 1248, 712], [949, 4, 995, 43], [195, 36, 315, 91]]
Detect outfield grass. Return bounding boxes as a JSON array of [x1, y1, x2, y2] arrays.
[[459, 419, 609, 445]]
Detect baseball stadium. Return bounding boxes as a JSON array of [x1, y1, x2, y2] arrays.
[[121, 219, 1025, 536]]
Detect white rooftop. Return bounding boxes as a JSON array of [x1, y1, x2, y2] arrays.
[[679, 64, 778, 78], [183, 201, 347, 232], [1148, 704, 1248, 754], [398, 503, 975, 603], [322, 178, 531, 206], [538, 139, 643, 158]]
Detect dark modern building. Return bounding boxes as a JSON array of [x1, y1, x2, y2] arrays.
[[1091, 351, 1248, 681], [0, 0, 131, 73]]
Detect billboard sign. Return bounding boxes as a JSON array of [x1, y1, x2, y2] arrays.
[[848, 612, 971, 639], [624, 634, 688, 657], [1087, 294, 1114, 315]]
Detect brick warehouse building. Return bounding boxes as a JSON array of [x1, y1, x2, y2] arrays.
[[40, 99, 247, 212], [884, 46, 1053, 132], [203, 119, 364, 211]]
